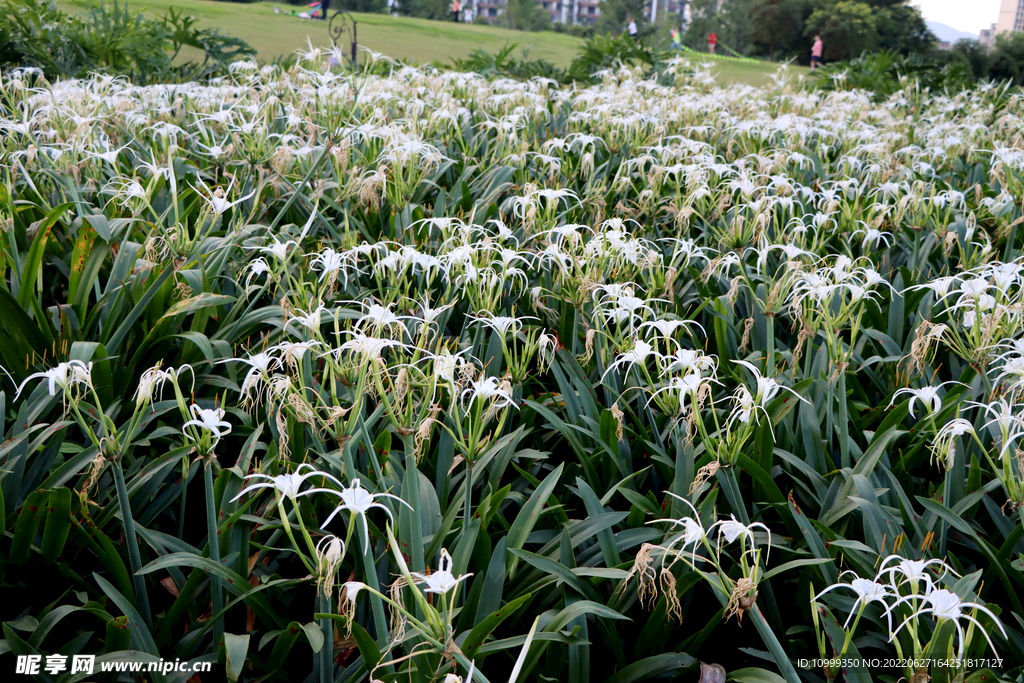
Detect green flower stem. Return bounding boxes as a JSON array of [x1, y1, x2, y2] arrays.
[[318, 587, 332, 683], [403, 433, 425, 573], [276, 498, 316, 574], [204, 460, 224, 649], [838, 370, 850, 469], [113, 459, 152, 628], [358, 515, 390, 648]]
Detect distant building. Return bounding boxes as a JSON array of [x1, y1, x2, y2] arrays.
[[977, 0, 1024, 45], [472, 0, 687, 27], [642, 0, 688, 23], [996, 0, 1024, 34]]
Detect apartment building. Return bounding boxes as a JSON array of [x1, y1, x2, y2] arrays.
[[474, 0, 686, 27], [995, 0, 1024, 33]]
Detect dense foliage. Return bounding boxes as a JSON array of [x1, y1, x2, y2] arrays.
[[814, 33, 1024, 99], [3, 53, 1024, 683], [948, 32, 1024, 87], [0, 0, 256, 82], [684, 0, 933, 63], [450, 34, 654, 84]]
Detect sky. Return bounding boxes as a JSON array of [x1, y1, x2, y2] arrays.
[[912, 0, 1002, 36]]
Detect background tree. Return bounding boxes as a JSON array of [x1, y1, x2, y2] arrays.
[[989, 31, 1024, 84], [396, 0, 450, 20], [683, 0, 720, 49], [872, 1, 933, 54], [949, 39, 994, 81], [595, 0, 651, 38], [805, 1, 876, 61], [501, 0, 552, 31], [750, 0, 805, 60], [717, 0, 754, 53], [683, 0, 755, 54]]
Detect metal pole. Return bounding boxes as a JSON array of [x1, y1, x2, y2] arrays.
[[352, 19, 358, 69]]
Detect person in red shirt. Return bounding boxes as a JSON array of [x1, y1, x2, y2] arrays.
[[708, 32, 717, 55]]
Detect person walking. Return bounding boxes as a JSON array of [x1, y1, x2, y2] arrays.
[[811, 34, 823, 69], [670, 27, 682, 51], [452, 0, 460, 22], [707, 32, 717, 55], [627, 17, 638, 44]]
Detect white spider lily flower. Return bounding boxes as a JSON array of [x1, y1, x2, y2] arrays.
[[814, 571, 895, 631], [651, 491, 709, 566], [468, 313, 536, 337], [192, 177, 256, 215], [733, 360, 807, 410], [730, 386, 755, 425], [645, 373, 715, 413], [289, 302, 327, 335], [220, 352, 281, 403], [874, 555, 951, 594], [888, 585, 1007, 658], [904, 276, 957, 298], [272, 340, 325, 368], [461, 376, 518, 411], [134, 363, 193, 409], [662, 348, 717, 376], [538, 332, 557, 372], [255, 237, 299, 262], [329, 332, 407, 363], [231, 463, 345, 502], [412, 549, 471, 594], [320, 478, 413, 548], [309, 247, 345, 282], [852, 226, 893, 250], [931, 418, 975, 469], [712, 514, 772, 562], [316, 534, 346, 595], [16, 360, 93, 399], [339, 580, 366, 615], [602, 340, 661, 380], [974, 397, 1023, 436], [433, 348, 470, 385], [244, 257, 272, 288], [182, 404, 232, 444], [88, 143, 129, 164], [356, 302, 413, 335], [889, 381, 964, 417]]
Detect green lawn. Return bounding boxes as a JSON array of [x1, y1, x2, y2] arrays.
[[695, 55, 809, 87], [60, 0, 584, 66], [60, 0, 806, 84]]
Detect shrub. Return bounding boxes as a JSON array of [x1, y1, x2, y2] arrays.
[[0, 0, 256, 81]]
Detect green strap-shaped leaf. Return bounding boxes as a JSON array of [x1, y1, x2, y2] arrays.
[[92, 573, 159, 656], [40, 487, 72, 563], [350, 621, 382, 672], [137, 551, 282, 627], [506, 462, 564, 576], [461, 592, 532, 659], [605, 653, 696, 683], [224, 632, 250, 682], [10, 489, 48, 564], [17, 202, 72, 310]]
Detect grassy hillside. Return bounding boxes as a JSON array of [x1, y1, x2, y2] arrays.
[[59, 0, 806, 84], [59, 0, 583, 65]]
